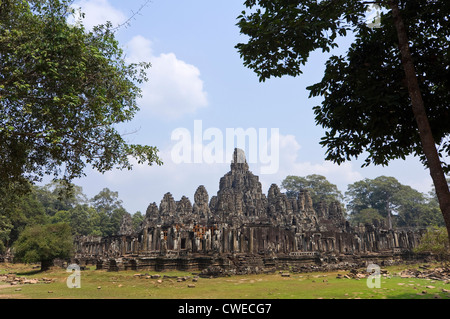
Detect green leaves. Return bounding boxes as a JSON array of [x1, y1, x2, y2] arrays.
[[310, 1, 450, 172], [281, 174, 343, 207], [125, 144, 163, 167], [236, 0, 450, 174], [235, 0, 367, 82], [13, 222, 73, 268], [414, 226, 449, 258], [346, 176, 445, 227], [0, 0, 162, 190]]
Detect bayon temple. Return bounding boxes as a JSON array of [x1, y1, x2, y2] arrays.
[[74, 149, 426, 272]]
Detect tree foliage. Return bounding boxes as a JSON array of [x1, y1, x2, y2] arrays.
[[353, 207, 385, 225], [236, 0, 366, 81], [0, 181, 139, 251], [132, 211, 144, 231], [90, 187, 128, 236], [0, 215, 13, 253], [236, 0, 450, 240], [1, 186, 48, 248], [346, 176, 444, 227], [306, 1, 450, 172], [281, 174, 343, 208], [13, 223, 73, 270], [236, 0, 450, 171], [0, 0, 162, 193], [414, 226, 449, 259]]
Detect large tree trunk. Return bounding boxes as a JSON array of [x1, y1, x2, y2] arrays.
[[41, 259, 53, 272], [389, 1, 450, 242]]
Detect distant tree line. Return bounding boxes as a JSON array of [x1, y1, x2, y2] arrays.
[[281, 174, 446, 229], [0, 0, 160, 270], [282, 174, 449, 257], [235, 0, 450, 245], [0, 180, 144, 257], [2, 175, 448, 269]]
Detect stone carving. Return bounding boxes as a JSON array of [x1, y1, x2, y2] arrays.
[[118, 212, 133, 236], [193, 185, 210, 222], [176, 196, 193, 223], [73, 148, 426, 272], [160, 192, 176, 216]]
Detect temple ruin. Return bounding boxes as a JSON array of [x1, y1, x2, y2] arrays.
[[73, 149, 425, 272]]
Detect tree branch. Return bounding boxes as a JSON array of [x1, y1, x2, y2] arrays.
[[110, 0, 151, 32]]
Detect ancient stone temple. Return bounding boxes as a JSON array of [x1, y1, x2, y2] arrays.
[[73, 149, 425, 272]]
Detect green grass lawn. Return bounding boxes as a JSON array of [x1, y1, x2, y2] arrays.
[[1, 263, 450, 299]]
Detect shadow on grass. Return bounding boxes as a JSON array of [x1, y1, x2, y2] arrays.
[[10, 263, 46, 276], [385, 291, 450, 299], [16, 269, 43, 276]]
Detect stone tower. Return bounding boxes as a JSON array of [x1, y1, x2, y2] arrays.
[[211, 148, 267, 223], [74, 147, 425, 271]]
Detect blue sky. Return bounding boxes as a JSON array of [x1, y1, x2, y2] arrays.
[[64, 0, 435, 214]]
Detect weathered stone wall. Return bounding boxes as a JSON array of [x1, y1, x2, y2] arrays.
[[73, 148, 426, 272]]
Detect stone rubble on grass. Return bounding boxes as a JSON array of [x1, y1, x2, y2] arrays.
[[0, 274, 53, 285], [131, 272, 202, 286], [74, 149, 426, 274], [336, 268, 373, 279], [334, 264, 450, 283], [395, 264, 450, 282]]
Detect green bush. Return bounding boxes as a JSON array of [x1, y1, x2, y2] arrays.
[[13, 223, 73, 270], [414, 226, 450, 259]]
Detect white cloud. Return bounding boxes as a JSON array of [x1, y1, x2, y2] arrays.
[[126, 35, 208, 119], [72, 0, 127, 30], [79, 132, 363, 213], [256, 133, 363, 195], [81, 147, 228, 213], [71, 1, 208, 119]]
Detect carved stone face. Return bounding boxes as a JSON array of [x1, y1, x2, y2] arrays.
[[77, 148, 423, 268]]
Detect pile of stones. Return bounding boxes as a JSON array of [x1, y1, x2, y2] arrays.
[[334, 264, 450, 282], [396, 264, 450, 282], [0, 274, 53, 285], [336, 268, 390, 279], [198, 266, 232, 278]]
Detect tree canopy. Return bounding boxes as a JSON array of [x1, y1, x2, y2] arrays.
[[0, 181, 139, 253], [13, 222, 73, 270], [414, 226, 449, 259], [236, 0, 450, 240], [346, 176, 444, 227], [0, 0, 161, 263], [281, 174, 343, 208], [0, 0, 162, 194], [306, 1, 450, 172], [236, 0, 449, 170]]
